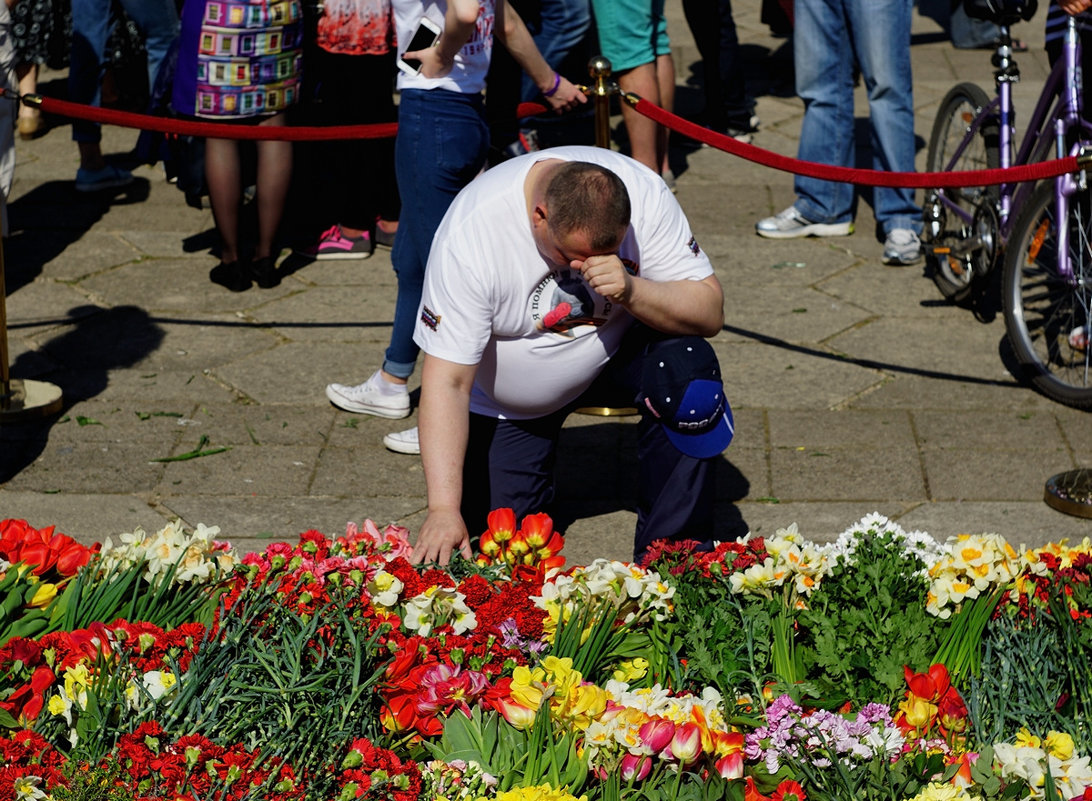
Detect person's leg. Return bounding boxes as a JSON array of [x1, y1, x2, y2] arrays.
[[590, 329, 719, 562], [16, 63, 40, 127], [460, 412, 566, 540], [592, 0, 667, 174], [383, 90, 489, 383], [653, 52, 675, 175], [949, 0, 1001, 48], [851, 0, 921, 236], [715, 0, 752, 127], [681, 0, 720, 121], [117, 0, 179, 89], [791, 0, 856, 225], [682, 0, 753, 133], [650, 0, 674, 176], [617, 62, 664, 173], [204, 138, 242, 264], [68, 0, 110, 153], [254, 115, 292, 261]]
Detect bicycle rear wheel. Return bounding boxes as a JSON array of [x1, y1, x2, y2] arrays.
[[924, 83, 1000, 304], [1002, 180, 1092, 409]]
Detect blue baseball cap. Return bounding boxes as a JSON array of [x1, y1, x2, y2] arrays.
[[638, 339, 734, 459]]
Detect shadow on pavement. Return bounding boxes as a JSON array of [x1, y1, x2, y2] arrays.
[[4, 177, 151, 295], [0, 305, 164, 482]]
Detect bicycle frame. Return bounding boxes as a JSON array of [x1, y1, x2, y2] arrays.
[[1053, 17, 1089, 285], [934, 15, 1092, 273]]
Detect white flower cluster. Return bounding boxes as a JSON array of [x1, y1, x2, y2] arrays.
[[99, 520, 237, 585], [926, 532, 1028, 619], [994, 731, 1092, 800], [822, 513, 945, 575], [581, 681, 729, 764], [533, 559, 675, 629], [605, 680, 729, 730], [402, 585, 476, 635], [47, 663, 178, 746], [727, 525, 828, 598]]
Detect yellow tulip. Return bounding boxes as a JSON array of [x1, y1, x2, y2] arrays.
[[29, 581, 57, 608]]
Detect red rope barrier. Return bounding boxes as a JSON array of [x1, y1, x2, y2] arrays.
[[630, 95, 1081, 188], [5, 89, 551, 142]]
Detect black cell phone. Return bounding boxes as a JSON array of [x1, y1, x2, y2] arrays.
[[396, 16, 442, 76]]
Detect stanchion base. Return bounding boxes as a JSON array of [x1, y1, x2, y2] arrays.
[[0, 379, 63, 423], [574, 406, 638, 417], [1044, 468, 1092, 519]]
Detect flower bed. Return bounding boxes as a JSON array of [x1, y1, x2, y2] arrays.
[[1, 512, 1090, 801]]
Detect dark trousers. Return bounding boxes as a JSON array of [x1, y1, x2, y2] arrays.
[[681, 0, 751, 129], [460, 328, 717, 562]]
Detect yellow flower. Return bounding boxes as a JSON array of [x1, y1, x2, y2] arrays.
[[28, 582, 57, 608], [907, 781, 974, 801], [493, 783, 587, 801], [1015, 728, 1042, 750], [1044, 731, 1074, 760], [47, 694, 68, 716], [63, 664, 91, 702], [612, 658, 649, 683], [510, 665, 548, 710], [558, 682, 608, 730], [898, 696, 938, 733]]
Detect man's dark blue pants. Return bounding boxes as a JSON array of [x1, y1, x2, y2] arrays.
[[460, 328, 718, 562]]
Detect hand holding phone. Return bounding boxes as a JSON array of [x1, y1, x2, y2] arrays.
[[397, 16, 442, 76]]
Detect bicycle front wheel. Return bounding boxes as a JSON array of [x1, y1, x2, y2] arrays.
[[1002, 180, 1092, 409], [924, 83, 1000, 304]]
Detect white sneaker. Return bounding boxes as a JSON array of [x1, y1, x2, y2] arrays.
[[755, 206, 854, 239], [383, 426, 420, 455], [881, 228, 924, 266], [325, 370, 410, 419]]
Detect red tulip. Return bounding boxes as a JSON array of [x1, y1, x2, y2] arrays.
[[772, 780, 806, 801], [485, 508, 517, 543]]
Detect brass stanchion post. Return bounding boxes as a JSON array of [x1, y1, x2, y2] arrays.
[[587, 56, 618, 150], [573, 57, 635, 417]]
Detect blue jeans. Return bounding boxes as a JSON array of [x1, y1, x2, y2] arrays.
[[385, 89, 489, 379], [792, 0, 921, 235], [520, 0, 592, 102], [69, 0, 179, 144]]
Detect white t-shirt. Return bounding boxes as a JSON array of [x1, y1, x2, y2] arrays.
[[392, 0, 495, 94], [413, 146, 716, 420]]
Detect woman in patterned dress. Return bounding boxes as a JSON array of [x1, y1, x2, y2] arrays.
[[172, 0, 304, 291]]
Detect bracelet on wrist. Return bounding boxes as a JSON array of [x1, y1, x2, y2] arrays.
[[543, 72, 561, 97]]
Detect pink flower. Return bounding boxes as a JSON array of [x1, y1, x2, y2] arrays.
[[349, 519, 414, 560], [620, 753, 653, 782], [639, 718, 676, 755]]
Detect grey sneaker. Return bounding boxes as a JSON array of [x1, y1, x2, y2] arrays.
[[882, 228, 923, 266], [383, 426, 419, 455], [755, 206, 854, 239], [325, 370, 410, 418]]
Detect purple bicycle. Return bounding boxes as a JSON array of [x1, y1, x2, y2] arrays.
[[923, 3, 1092, 408]]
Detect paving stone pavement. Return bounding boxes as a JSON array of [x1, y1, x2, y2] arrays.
[[2, 0, 1090, 566]]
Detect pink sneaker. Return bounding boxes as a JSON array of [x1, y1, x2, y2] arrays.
[[298, 225, 373, 260]]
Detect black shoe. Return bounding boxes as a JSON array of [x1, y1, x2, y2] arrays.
[[250, 256, 280, 288], [210, 260, 251, 292]]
